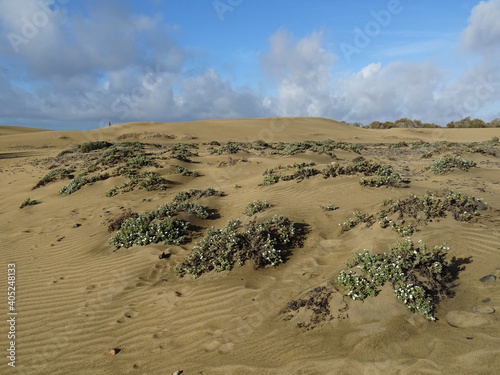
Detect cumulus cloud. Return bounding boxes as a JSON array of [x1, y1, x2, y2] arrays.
[[0, 0, 499, 129], [462, 0, 500, 55]]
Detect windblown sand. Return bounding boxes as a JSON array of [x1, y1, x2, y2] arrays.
[[1, 118, 499, 375]]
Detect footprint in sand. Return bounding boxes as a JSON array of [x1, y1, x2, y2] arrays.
[[116, 310, 138, 324]]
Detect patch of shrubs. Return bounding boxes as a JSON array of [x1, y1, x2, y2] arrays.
[[33, 168, 74, 189], [175, 215, 299, 278], [245, 200, 271, 216], [109, 199, 217, 250], [169, 166, 200, 177], [209, 141, 243, 155], [341, 210, 374, 232], [106, 172, 169, 197], [172, 187, 224, 202], [59, 173, 109, 195], [429, 155, 477, 174], [379, 190, 486, 223], [78, 141, 113, 153], [169, 143, 198, 162], [109, 216, 190, 250], [19, 197, 39, 209], [337, 238, 454, 320], [107, 211, 139, 232]]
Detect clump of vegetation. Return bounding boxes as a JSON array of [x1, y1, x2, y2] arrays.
[[169, 166, 200, 177], [245, 200, 271, 216], [378, 215, 415, 236], [389, 141, 409, 148], [337, 238, 454, 320], [175, 215, 299, 278], [59, 173, 109, 195], [341, 210, 374, 232], [429, 155, 477, 174], [169, 143, 198, 162], [282, 286, 336, 329], [124, 155, 159, 168], [106, 172, 169, 197], [379, 190, 486, 223], [321, 204, 338, 211], [209, 141, 243, 155], [33, 168, 74, 189], [19, 197, 39, 209], [172, 187, 224, 202], [78, 141, 113, 153], [109, 216, 190, 250], [108, 211, 139, 232], [109, 198, 218, 250], [56, 149, 73, 158]]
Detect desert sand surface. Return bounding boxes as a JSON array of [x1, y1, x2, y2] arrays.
[[1, 117, 500, 375]]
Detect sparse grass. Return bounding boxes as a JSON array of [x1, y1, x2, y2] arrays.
[[245, 200, 271, 216], [19, 197, 39, 209], [175, 214, 299, 278], [337, 238, 454, 321]]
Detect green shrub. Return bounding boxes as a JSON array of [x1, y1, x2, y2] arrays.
[[337, 238, 453, 320], [379, 190, 485, 222], [172, 187, 224, 202], [109, 216, 189, 250], [175, 214, 298, 278], [20, 197, 39, 209], [78, 141, 112, 153], [341, 210, 374, 232], [125, 155, 158, 168], [430, 155, 477, 174], [59, 173, 109, 195], [322, 204, 338, 211], [209, 141, 243, 155], [33, 168, 74, 189], [169, 166, 200, 177], [245, 200, 271, 216]]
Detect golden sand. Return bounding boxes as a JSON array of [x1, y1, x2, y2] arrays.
[[1, 118, 499, 374]]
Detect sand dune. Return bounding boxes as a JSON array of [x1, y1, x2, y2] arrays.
[[1, 117, 500, 374]]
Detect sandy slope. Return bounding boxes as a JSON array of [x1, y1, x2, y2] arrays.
[[1, 117, 500, 375]]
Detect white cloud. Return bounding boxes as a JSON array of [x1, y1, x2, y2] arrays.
[[462, 0, 500, 55]]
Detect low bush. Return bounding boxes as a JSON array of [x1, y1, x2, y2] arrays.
[[245, 200, 271, 216], [341, 210, 374, 232], [59, 173, 109, 195], [78, 141, 112, 153], [19, 197, 39, 209], [33, 168, 74, 189], [169, 166, 200, 177], [175, 215, 299, 278], [109, 216, 189, 250], [337, 238, 454, 321], [108, 211, 139, 232], [430, 155, 477, 174]]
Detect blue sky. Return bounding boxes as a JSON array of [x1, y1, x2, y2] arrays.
[[0, 0, 499, 130]]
